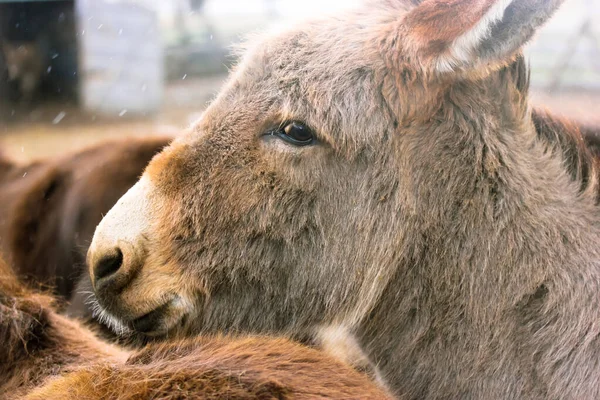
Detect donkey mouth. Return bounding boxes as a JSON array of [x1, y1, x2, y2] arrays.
[[131, 302, 173, 334], [128, 297, 189, 336]]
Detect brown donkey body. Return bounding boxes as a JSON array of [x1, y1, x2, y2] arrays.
[[0, 257, 391, 399], [0, 137, 170, 304], [88, 1, 600, 398]]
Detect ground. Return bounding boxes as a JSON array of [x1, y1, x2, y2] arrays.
[[0, 74, 226, 162]]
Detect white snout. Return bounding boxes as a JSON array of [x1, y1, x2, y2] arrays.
[[88, 176, 154, 283]]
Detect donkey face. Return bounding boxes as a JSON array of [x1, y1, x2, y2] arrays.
[[89, 15, 397, 336], [88, 0, 565, 343]]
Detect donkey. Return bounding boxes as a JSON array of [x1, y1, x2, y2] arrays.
[[88, 0, 600, 398], [0, 255, 126, 398], [1, 40, 45, 104], [531, 107, 600, 198], [0, 256, 391, 399], [0, 136, 170, 304]]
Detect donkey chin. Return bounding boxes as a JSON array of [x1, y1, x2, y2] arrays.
[[91, 281, 193, 338], [87, 177, 194, 337]]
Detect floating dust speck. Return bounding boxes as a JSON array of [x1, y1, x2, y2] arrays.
[[119, 109, 128, 117], [52, 111, 66, 124]]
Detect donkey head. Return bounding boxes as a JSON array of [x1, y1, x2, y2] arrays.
[[88, 0, 565, 345]]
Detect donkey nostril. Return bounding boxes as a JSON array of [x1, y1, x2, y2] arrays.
[[94, 248, 123, 282]]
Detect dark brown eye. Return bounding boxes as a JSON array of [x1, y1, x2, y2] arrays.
[[276, 121, 315, 146]]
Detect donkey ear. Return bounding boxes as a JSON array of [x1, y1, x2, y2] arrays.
[[402, 0, 566, 73]]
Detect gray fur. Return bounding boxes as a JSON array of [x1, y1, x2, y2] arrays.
[[477, 0, 566, 66]]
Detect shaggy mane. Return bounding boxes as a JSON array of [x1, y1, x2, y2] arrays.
[[532, 108, 600, 202], [507, 55, 600, 203]]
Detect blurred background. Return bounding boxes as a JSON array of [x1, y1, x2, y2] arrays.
[[0, 0, 598, 161]]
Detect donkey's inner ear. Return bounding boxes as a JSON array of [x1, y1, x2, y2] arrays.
[[400, 0, 566, 73]]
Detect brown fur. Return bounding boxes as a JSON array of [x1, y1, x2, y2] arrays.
[[88, 1, 600, 398], [26, 336, 392, 400], [0, 257, 391, 400], [405, 0, 497, 58], [0, 137, 170, 300], [0, 149, 12, 176], [0, 257, 126, 398]]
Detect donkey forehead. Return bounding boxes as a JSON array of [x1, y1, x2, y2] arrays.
[[199, 18, 394, 148]]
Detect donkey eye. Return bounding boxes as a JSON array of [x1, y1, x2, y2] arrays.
[[275, 121, 315, 146]]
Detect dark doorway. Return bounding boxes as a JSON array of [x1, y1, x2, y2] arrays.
[[0, 1, 78, 109]]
